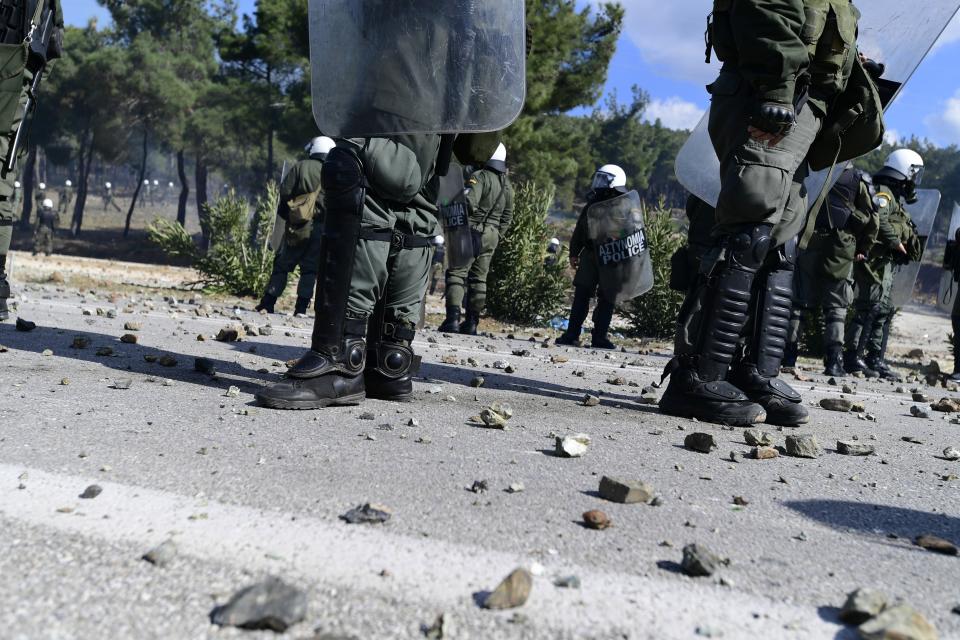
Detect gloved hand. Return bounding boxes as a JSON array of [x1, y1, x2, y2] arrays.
[[751, 101, 796, 136]]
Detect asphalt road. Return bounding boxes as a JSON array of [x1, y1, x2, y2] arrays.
[[0, 281, 958, 639]]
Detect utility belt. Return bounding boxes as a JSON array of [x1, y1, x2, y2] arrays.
[[359, 229, 435, 250]]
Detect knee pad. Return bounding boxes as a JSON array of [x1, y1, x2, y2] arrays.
[[724, 223, 774, 272]]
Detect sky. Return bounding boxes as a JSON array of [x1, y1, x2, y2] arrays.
[[67, 0, 960, 146]]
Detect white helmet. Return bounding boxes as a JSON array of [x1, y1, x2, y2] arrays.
[[550, 237, 561, 246], [42, 198, 54, 209], [168, 182, 175, 188], [105, 182, 112, 189], [305, 136, 336, 157], [14, 181, 20, 189], [144, 179, 150, 185], [880, 149, 924, 184], [591, 164, 627, 190], [65, 180, 72, 187], [491, 143, 507, 163], [153, 180, 159, 186], [434, 235, 445, 246], [38, 182, 46, 190]]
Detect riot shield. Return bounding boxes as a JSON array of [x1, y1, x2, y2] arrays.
[[586, 190, 655, 305], [308, 0, 526, 137], [269, 161, 291, 252], [937, 203, 960, 311], [890, 189, 941, 308], [437, 169, 474, 269], [675, 0, 960, 208]]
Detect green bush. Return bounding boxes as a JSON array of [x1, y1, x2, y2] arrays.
[[622, 201, 685, 338], [487, 181, 571, 325], [148, 183, 278, 296]]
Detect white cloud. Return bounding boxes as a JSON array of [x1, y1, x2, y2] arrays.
[[643, 97, 706, 131], [922, 89, 960, 146], [882, 128, 901, 145]]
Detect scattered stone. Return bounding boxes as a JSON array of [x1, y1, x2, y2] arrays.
[[582, 394, 600, 407], [839, 588, 889, 625], [243, 323, 260, 337], [837, 441, 875, 456], [550, 355, 569, 364], [211, 578, 307, 632], [606, 375, 626, 386], [194, 358, 216, 375], [506, 483, 524, 494], [857, 604, 937, 640], [470, 376, 485, 388], [943, 447, 960, 461], [143, 354, 157, 363], [60, 378, 70, 385], [423, 613, 453, 639], [120, 333, 138, 344], [216, 326, 244, 342], [598, 476, 654, 504], [912, 392, 931, 403], [158, 355, 177, 367], [482, 568, 532, 610], [555, 433, 591, 458], [744, 429, 773, 447], [142, 540, 177, 567], [684, 432, 717, 454], [225, 386, 241, 398], [582, 510, 611, 530], [902, 436, 924, 444], [681, 544, 720, 577], [340, 503, 391, 525], [752, 446, 779, 460], [441, 355, 459, 365], [112, 379, 133, 390], [79, 484, 102, 499], [785, 434, 821, 459], [15, 318, 36, 332], [553, 575, 580, 589], [914, 534, 958, 556], [95, 347, 113, 357], [41, 349, 53, 357], [469, 480, 488, 494], [124, 322, 142, 331], [732, 496, 749, 506], [908, 348, 925, 359], [820, 398, 853, 412], [931, 398, 960, 413], [70, 336, 89, 349], [479, 404, 511, 428]]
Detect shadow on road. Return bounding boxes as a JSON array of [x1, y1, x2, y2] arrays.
[[785, 499, 960, 541]]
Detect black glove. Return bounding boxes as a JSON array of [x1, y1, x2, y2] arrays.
[[751, 101, 796, 136], [862, 58, 885, 80]]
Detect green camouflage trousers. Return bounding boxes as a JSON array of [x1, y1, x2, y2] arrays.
[[789, 240, 854, 349], [845, 261, 893, 354], [0, 70, 31, 256], [445, 224, 499, 314]]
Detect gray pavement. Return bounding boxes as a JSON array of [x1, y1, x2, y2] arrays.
[[0, 281, 958, 639]]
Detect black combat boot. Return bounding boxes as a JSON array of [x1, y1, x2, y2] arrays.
[[0, 254, 9, 321], [781, 341, 798, 372], [866, 352, 900, 382], [256, 146, 369, 409], [660, 224, 772, 426], [590, 298, 616, 350], [256, 293, 277, 314], [459, 310, 479, 336], [294, 296, 310, 316], [365, 332, 420, 403], [843, 349, 876, 376], [727, 253, 808, 427], [823, 345, 846, 377], [950, 316, 960, 382], [438, 306, 461, 333]]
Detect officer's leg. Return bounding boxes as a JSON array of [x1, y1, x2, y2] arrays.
[[591, 294, 616, 349], [730, 241, 809, 426], [785, 247, 818, 369], [258, 243, 297, 313], [844, 268, 877, 375], [461, 226, 499, 335], [294, 225, 325, 316], [440, 260, 470, 332], [865, 267, 899, 380], [256, 146, 392, 409], [822, 277, 853, 377], [557, 285, 593, 346], [951, 314, 960, 381], [365, 199, 436, 401]]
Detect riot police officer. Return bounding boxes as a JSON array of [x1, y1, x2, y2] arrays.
[[661, 0, 867, 426], [0, 0, 64, 321], [439, 143, 515, 336], [785, 166, 878, 377], [256, 136, 335, 317], [556, 165, 630, 350], [32, 197, 57, 256], [844, 149, 924, 379], [58, 179, 73, 215]]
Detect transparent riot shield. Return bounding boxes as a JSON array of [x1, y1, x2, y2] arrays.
[[308, 0, 526, 137], [890, 189, 941, 308], [675, 0, 960, 208], [269, 161, 291, 252], [586, 190, 655, 305], [437, 169, 473, 269], [937, 203, 960, 311]]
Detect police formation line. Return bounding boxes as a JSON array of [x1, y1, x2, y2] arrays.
[[0, 1, 956, 430]]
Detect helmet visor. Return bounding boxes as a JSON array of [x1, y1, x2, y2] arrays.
[[591, 172, 615, 191]]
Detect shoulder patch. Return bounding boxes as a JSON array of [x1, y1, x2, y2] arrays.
[[874, 194, 890, 208], [467, 177, 479, 186]]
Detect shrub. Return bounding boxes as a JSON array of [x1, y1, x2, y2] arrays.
[[148, 183, 278, 296], [622, 201, 685, 338], [487, 181, 571, 325]]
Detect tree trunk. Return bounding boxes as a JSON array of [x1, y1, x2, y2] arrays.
[[73, 128, 96, 236], [176, 149, 189, 226], [20, 145, 37, 228], [195, 153, 209, 248], [124, 127, 149, 238]]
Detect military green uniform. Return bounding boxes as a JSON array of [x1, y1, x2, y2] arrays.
[[261, 154, 326, 311], [57, 183, 73, 215], [444, 167, 514, 316], [844, 184, 920, 360], [32, 204, 56, 256], [0, 0, 64, 319], [661, 0, 862, 428], [788, 167, 878, 371]]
